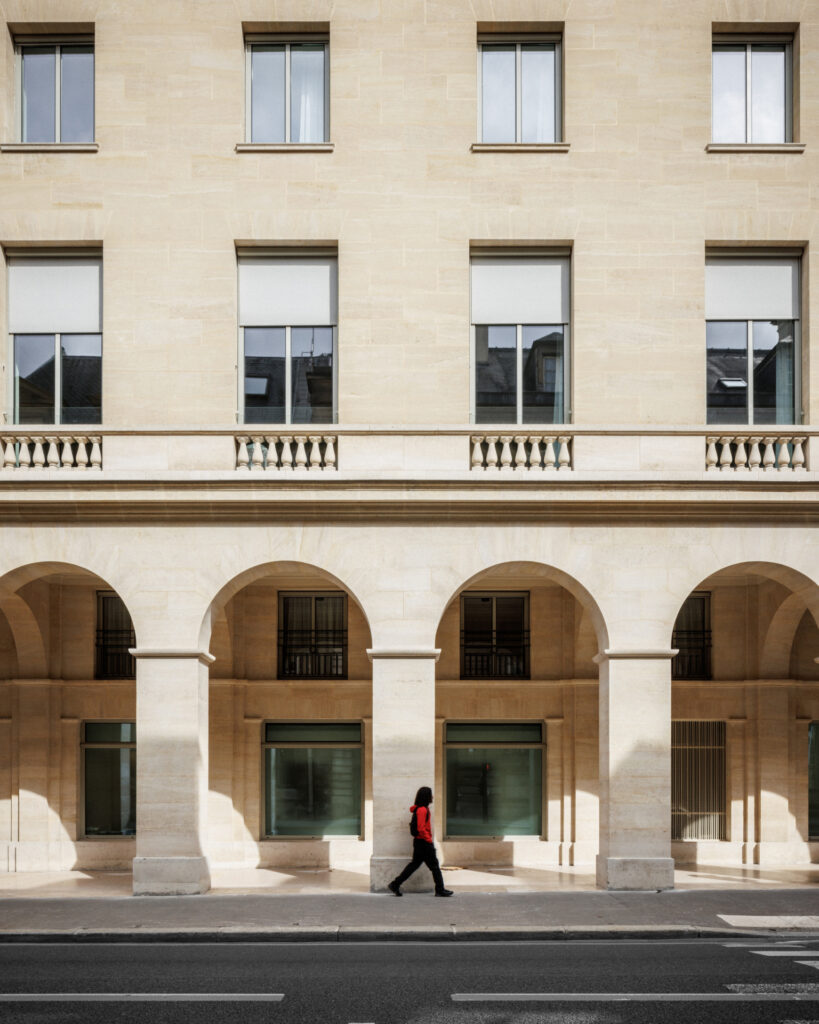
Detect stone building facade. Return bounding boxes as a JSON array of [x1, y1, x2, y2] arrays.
[[0, 0, 817, 895]]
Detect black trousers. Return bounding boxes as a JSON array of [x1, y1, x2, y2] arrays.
[[393, 838, 446, 892]]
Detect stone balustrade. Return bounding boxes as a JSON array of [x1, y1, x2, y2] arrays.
[[1, 435, 102, 470], [705, 435, 807, 473], [470, 434, 572, 472], [235, 434, 337, 471]]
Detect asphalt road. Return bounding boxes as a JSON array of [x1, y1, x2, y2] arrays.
[[1, 938, 819, 1023]]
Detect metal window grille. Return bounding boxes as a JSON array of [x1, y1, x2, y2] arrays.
[[460, 628, 531, 679], [278, 593, 347, 679], [672, 721, 726, 840], [671, 629, 712, 679], [94, 592, 135, 679]]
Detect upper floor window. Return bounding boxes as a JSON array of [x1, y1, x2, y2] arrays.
[[18, 40, 94, 143], [712, 36, 792, 143], [470, 252, 570, 424], [278, 592, 347, 679], [672, 593, 711, 681], [8, 254, 102, 424], [479, 36, 561, 143], [95, 592, 136, 680], [246, 37, 328, 143], [705, 254, 800, 425], [238, 251, 337, 424], [461, 593, 529, 680]]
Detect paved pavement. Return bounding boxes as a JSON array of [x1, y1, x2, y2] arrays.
[[1, 888, 818, 941]]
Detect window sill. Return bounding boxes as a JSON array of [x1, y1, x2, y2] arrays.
[[471, 142, 570, 153], [235, 143, 334, 153], [705, 143, 805, 154], [0, 142, 98, 153]]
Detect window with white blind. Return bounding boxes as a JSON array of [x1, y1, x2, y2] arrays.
[[237, 252, 337, 424], [706, 255, 800, 425], [246, 38, 329, 144], [671, 721, 726, 841], [8, 254, 102, 424], [470, 252, 570, 424]]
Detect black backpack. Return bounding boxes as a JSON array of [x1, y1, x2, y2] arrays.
[[409, 808, 419, 837]]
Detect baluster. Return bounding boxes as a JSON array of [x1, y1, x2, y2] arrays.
[[485, 436, 499, 469], [470, 436, 484, 470], [280, 436, 293, 469], [60, 438, 75, 468], [543, 436, 556, 470], [236, 436, 250, 470], [748, 437, 762, 470], [294, 436, 308, 469], [557, 436, 571, 471], [718, 437, 733, 472], [17, 438, 31, 469], [263, 436, 279, 470], [512, 436, 527, 470], [324, 436, 337, 470], [45, 437, 60, 468], [791, 437, 806, 472], [250, 436, 265, 470], [75, 437, 89, 470], [777, 437, 792, 472], [31, 438, 46, 468], [499, 436, 513, 469], [762, 437, 776, 472], [527, 436, 542, 471], [89, 437, 102, 470], [705, 436, 719, 471], [733, 436, 748, 471], [308, 435, 323, 470], [2, 438, 16, 469]]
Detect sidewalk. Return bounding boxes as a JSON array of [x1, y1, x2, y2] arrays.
[[0, 866, 817, 942]]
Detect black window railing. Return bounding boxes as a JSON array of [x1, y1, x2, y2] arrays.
[[278, 628, 348, 679], [460, 630, 530, 680], [671, 629, 712, 680], [95, 628, 136, 679]]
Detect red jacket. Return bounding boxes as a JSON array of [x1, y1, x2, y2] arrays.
[[411, 804, 433, 842]]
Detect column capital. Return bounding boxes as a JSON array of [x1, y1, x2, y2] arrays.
[[593, 648, 678, 664], [367, 647, 441, 662], [129, 648, 215, 665]]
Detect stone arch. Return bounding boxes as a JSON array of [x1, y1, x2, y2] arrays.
[[760, 592, 816, 678]]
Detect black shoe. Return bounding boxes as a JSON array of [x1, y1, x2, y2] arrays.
[[387, 880, 402, 897], [435, 888, 454, 897]]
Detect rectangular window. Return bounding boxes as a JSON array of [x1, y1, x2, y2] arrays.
[[246, 39, 329, 143], [705, 255, 800, 425], [471, 253, 570, 424], [712, 38, 792, 144], [263, 722, 362, 836], [237, 252, 337, 424], [8, 255, 102, 425], [461, 593, 529, 680], [83, 722, 136, 837], [671, 721, 726, 841], [278, 592, 347, 679], [672, 593, 712, 680], [95, 592, 136, 680], [19, 42, 94, 143], [445, 722, 543, 837], [479, 38, 561, 143], [810, 723, 819, 840]]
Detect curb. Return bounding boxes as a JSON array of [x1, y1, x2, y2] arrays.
[[3, 925, 819, 943]]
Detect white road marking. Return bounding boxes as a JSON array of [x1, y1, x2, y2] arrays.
[[0, 993, 285, 1002], [752, 951, 818, 957], [719, 916, 819, 929], [451, 992, 819, 1002], [728, 985, 819, 994], [796, 963, 819, 971]]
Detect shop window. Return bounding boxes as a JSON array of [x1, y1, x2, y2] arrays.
[[83, 722, 136, 837], [671, 721, 726, 840], [263, 722, 362, 836], [444, 722, 543, 837]]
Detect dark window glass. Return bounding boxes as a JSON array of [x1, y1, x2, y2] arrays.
[[706, 321, 748, 424], [291, 326, 333, 424], [95, 593, 136, 679], [84, 724, 136, 837], [14, 334, 55, 423], [60, 46, 94, 143], [446, 723, 542, 744], [279, 593, 347, 679], [753, 319, 795, 424], [244, 327, 286, 423], [265, 722, 361, 743], [22, 47, 56, 143], [264, 746, 361, 836], [461, 594, 529, 679], [522, 325, 564, 423], [672, 594, 711, 680], [810, 723, 819, 840], [475, 325, 517, 423], [61, 334, 101, 423], [445, 746, 542, 836], [85, 722, 136, 743]]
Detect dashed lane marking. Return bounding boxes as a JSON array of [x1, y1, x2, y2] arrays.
[[451, 992, 819, 1002], [0, 994, 285, 1002]]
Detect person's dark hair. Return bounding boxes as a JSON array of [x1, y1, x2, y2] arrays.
[[414, 786, 432, 807]]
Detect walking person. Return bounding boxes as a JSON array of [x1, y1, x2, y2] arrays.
[[387, 786, 453, 897]]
